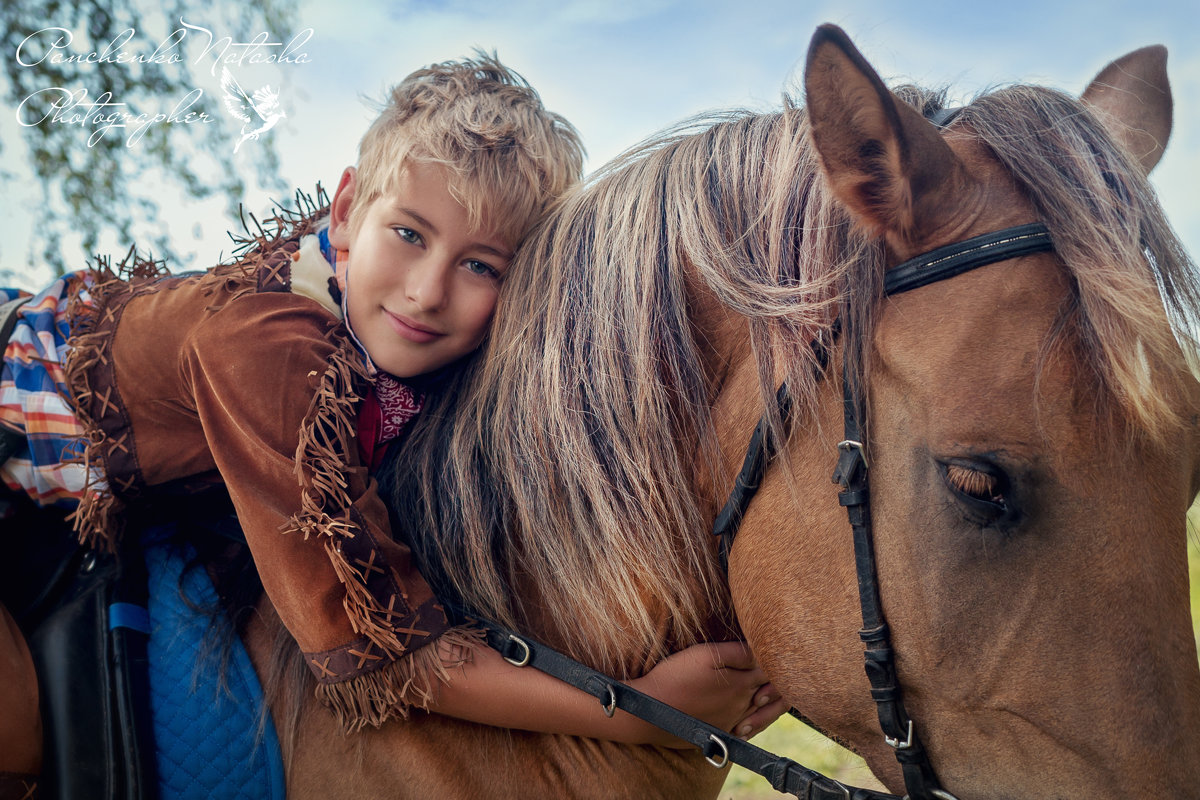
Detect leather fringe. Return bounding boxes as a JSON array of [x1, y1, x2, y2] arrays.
[[63, 248, 168, 551], [323, 539, 413, 658], [315, 625, 486, 732], [229, 187, 329, 259], [288, 334, 369, 540]]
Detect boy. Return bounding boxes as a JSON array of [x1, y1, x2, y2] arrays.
[[0, 54, 782, 786]]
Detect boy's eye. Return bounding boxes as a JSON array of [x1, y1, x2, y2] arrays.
[[465, 260, 500, 279], [394, 227, 422, 245]]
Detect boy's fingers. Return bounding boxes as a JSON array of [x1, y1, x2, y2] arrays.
[[707, 640, 756, 671], [752, 682, 778, 708], [736, 697, 789, 738]]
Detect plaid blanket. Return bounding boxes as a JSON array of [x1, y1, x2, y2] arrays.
[[0, 274, 93, 508]]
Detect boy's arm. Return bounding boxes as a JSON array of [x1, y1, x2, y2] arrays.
[[427, 640, 786, 746], [181, 294, 456, 724]]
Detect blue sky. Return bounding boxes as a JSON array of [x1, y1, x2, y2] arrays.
[[2, 0, 1198, 286]]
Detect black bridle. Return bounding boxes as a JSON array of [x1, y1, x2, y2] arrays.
[[712, 221, 1055, 800], [477, 220, 1055, 800]]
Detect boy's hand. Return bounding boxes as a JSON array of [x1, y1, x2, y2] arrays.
[[627, 641, 788, 747], [426, 637, 786, 748]]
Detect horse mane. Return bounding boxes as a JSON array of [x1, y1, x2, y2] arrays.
[[956, 84, 1200, 439], [385, 103, 871, 673], [381, 81, 1200, 675]]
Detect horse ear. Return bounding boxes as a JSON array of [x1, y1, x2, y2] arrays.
[[1080, 45, 1172, 175], [804, 24, 970, 244]]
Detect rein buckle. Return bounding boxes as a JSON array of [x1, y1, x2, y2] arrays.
[[832, 439, 867, 488], [502, 634, 531, 667], [704, 734, 729, 769], [885, 719, 914, 751]]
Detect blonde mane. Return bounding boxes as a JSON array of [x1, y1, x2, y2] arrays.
[[959, 84, 1200, 437], [382, 83, 1199, 675]]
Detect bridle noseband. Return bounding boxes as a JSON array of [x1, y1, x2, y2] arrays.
[[714, 221, 1054, 800]]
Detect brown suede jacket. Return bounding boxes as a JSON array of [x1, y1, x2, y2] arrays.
[[63, 209, 464, 730]]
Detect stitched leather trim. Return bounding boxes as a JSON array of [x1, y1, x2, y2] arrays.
[[302, 594, 454, 684]]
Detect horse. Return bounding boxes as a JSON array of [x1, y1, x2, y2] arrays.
[[9, 24, 1196, 800], [238, 25, 1200, 800]]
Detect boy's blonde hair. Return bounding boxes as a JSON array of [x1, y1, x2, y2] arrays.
[[350, 52, 585, 248]]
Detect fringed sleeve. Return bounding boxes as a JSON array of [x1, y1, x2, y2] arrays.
[[179, 291, 476, 731]]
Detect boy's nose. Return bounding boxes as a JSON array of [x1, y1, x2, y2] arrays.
[[405, 258, 451, 312]]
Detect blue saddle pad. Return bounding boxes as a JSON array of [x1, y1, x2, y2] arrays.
[[142, 533, 286, 800]]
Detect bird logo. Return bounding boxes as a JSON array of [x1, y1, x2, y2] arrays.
[[220, 67, 287, 153]]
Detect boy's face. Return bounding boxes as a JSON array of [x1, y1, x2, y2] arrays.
[[328, 162, 513, 378]]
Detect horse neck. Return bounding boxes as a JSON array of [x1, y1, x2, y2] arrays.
[[681, 273, 758, 506]]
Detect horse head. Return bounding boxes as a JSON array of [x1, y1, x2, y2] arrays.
[[729, 25, 1200, 798]]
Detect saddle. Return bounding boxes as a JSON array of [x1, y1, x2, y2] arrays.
[[3, 491, 285, 800]]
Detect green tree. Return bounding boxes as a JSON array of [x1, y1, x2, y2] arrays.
[[0, 0, 299, 275]]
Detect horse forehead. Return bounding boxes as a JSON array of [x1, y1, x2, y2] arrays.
[[881, 131, 1069, 375], [878, 249, 1070, 372], [870, 252, 1092, 442]]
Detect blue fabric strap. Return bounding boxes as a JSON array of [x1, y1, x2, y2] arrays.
[[108, 602, 151, 635]]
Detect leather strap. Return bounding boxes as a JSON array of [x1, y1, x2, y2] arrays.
[[711, 384, 792, 570], [925, 107, 963, 129], [884, 223, 1052, 297], [833, 358, 945, 799], [712, 332, 833, 569], [479, 620, 900, 800]]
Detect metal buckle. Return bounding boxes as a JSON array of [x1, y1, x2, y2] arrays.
[[704, 734, 729, 769], [813, 775, 852, 800], [885, 719, 914, 750], [770, 761, 850, 799], [600, 684, 617, 717], [502, 634, 531, 667], [836, 439, 867, 469]]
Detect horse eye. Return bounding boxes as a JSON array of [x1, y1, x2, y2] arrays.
[[945, 464, 1001, 502], [938, 459, 1013, 527]]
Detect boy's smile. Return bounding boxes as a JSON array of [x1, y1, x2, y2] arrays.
[[327, 162, 513, 378], [385, 311, 442, 343]]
